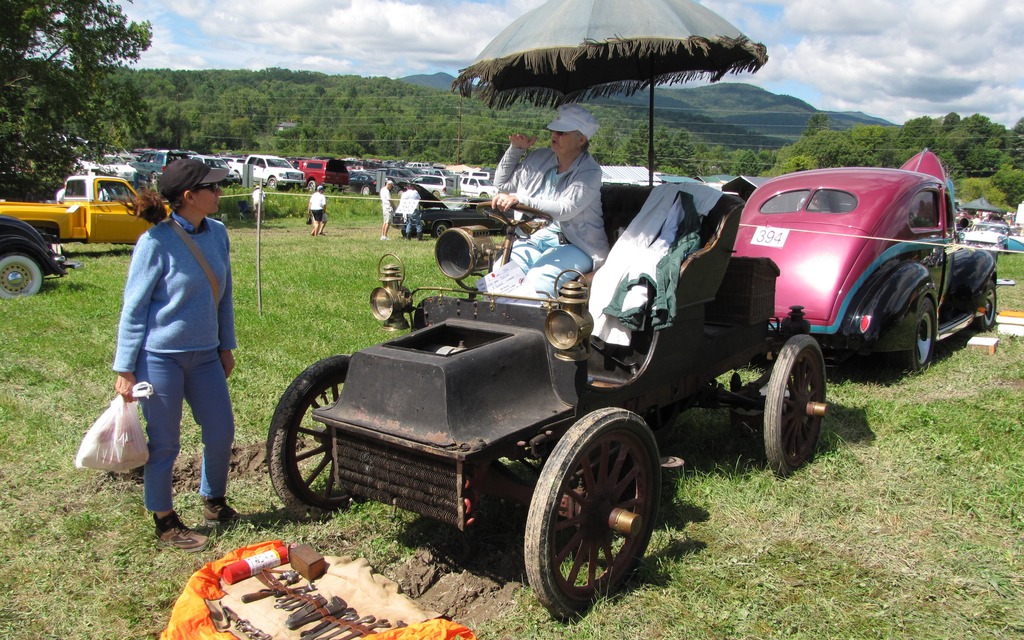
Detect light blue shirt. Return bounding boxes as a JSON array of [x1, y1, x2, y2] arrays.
[[493, 146, 608, 268], [113, 216, 236, 372]]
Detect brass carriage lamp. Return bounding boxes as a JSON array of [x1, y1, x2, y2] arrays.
[[545, 275, 594, 361], [434, 225, 496, 280], [370, 254, 412, 331]]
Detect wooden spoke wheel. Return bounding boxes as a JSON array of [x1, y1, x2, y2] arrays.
[[525, 408, 661, 620], [764, 335, 826, 476], [267, 355, 351, 514]]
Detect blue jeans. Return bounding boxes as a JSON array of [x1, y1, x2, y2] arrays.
[[135, 349, 235, 512], [405, 214, 422, 237], [510, 227, 594, 297]]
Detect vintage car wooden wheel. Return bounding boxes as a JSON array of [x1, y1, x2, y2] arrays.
[[524, 408, 661, 620], [764, 335, 826, 476], [267, 355, 351, 514]]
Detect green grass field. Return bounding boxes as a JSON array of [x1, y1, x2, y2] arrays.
[[1, 203, 1021, 639]]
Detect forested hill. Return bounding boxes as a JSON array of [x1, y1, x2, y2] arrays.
[[126, 67, 864, 171], [401, 73, 892, 142]]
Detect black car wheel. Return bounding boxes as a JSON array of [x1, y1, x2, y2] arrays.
[[267, 355, 351, 515], [432, 221, 451, 237], [306, 179, 318, 191], [902, 296, 936, 372], [0, 253, 44, 299], [360, 186, 371, 196], [266, 176, 278, 189], [972, 280, 997, 332]]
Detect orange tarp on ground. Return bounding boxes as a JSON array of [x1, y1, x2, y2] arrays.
[[161, 540, 476, 640]]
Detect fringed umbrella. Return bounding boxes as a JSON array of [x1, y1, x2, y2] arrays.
[[452, 0, 768, 182]]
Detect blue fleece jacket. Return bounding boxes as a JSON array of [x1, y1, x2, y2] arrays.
[[113, 216, 237, 373]]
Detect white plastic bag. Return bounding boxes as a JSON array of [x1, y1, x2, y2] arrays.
[[75, 382, 153, 472]]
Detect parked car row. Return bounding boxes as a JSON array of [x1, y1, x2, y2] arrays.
[[78, 148, 500, 198]]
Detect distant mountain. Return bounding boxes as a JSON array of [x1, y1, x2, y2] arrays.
[[656, 83, 893, 139], [402, 72, 456, 92], [400, 74, 894, 148]]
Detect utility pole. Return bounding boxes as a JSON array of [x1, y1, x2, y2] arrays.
[[457, 98, 463, 164]]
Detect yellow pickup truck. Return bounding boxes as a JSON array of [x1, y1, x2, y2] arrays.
[[0, 175, 152, 245]]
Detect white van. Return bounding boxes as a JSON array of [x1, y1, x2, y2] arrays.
[[459, 176, 495, 198]]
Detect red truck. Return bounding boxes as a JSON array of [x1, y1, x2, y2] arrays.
[[295, 159, 350, 191]]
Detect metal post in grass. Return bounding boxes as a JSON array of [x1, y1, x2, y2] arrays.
[[256, 192, 263, 315]]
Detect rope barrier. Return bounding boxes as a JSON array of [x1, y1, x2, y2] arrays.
[[736, 222, 1024, 256], [218, 191, 1024, 256]]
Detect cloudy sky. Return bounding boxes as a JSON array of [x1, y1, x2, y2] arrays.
[[117, 0, 1024, 127]]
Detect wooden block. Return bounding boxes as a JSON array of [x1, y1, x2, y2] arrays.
[[996, 313, 1024, 326], [967, 336, 999, 354], [998, 323, 1024, 336], [289, 543, 326, 580]]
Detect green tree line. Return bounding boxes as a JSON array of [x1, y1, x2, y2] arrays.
[[3, 1, 1024, 207]]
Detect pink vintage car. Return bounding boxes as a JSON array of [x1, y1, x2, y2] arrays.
[[733, 150, 997, 370]]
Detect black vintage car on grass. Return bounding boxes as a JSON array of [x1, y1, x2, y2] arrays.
[[267, 183, 829, 620], [0, 215, 79, 298]]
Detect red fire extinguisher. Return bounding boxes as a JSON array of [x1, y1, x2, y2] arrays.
[[221, 545, 290, 585]]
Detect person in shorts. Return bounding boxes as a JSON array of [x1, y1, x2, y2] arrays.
[[308, 185, 328, 236], [380, 179, 395, 240]]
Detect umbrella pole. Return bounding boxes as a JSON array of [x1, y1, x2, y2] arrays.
[[648, 81, 655, 186]]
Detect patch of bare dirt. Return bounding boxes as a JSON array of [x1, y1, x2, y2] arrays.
[[393, 548, 524, 627], [173, 442, 267, 492]]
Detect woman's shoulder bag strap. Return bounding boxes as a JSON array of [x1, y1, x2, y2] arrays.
[[166, 219, 221, 302]]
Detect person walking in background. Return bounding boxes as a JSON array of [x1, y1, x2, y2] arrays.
[[308, 184, 328, 236], [252, 184, 265, 221], [399, 183, 424, 240], [491, 104, 607, 296], [114, 158, 240, 552], [380, 178, 395, 240]]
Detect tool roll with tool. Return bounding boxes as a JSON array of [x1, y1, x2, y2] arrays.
[[205, 543, 439, 640]]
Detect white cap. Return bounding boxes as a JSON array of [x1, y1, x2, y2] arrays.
[[547, 104, 599, 139]]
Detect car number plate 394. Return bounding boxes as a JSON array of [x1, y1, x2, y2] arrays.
[[750, 226, 789, 248]]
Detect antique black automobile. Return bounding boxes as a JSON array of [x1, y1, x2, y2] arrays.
[[267, 185, 828, 619]]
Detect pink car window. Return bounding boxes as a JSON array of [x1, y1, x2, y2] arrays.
[[908, 191, 940, 229], [806, 189, 857, 213], [760, 190, 809, 214]]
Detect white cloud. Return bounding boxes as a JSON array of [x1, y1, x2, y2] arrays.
[[716, 0, 1024, 124], [117, 0, 1024, 126]]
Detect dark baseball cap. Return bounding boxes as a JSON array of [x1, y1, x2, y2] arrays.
[[159, 158, 229, 202]]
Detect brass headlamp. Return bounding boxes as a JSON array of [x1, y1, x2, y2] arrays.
[[545, 271, 594, 361], [370, 254, 412, 331], [434, 226, 496, 280]]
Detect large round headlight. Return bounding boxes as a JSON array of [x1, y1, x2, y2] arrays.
[[370, 286, 398, 321], [435, 226, 495, 279]]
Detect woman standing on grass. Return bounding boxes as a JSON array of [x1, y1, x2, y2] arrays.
[[113, 158, 240, 552]]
